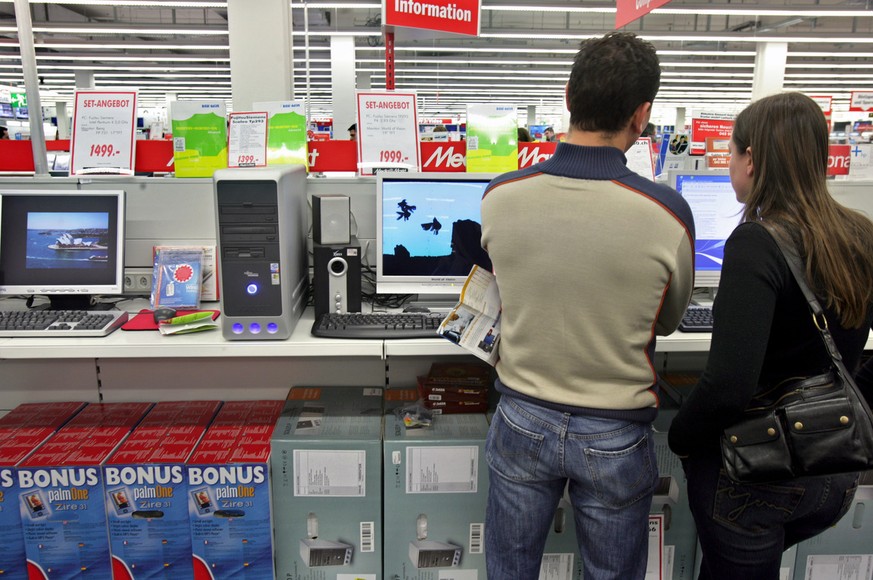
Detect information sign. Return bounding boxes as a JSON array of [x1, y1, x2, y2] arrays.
[[228, 112, 268, 168], [70, 90, 137, 175], [356, 91, 420, 175]]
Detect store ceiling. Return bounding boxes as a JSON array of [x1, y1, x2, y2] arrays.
[[0, 0, 872, 122]]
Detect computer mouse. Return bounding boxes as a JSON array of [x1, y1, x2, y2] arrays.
[[153, 307, 177, 323]]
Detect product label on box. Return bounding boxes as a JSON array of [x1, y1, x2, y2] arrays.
[[293, 449, 366, 496], [804, 554, 873, 580], [0, 468, 27, 580], [18, 467, 111, 578], [407, 446, 479, 493], [189, 462, 274, 580], [104, 464, 193, 579]]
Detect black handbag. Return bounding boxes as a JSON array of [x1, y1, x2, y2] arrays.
[[720, 223, 873, 484]]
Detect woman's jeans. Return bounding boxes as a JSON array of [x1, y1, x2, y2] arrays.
[[485, 394, 659, 580], [683, 452, 859, 580]]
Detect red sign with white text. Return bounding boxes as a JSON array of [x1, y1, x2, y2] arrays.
[[691, 118, 734, 156], [307, 140, 559, 173], [827, 144, 851, 176], [615, 0, 672, 29], [383, 0, 481, 36]]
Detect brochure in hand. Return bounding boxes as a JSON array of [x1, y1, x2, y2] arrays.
[[437, 265, 501, 365], [150, 247, 204, 309]]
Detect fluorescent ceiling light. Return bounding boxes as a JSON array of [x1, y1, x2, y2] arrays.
[[484, 4, 613, 13], [36, 43, 229, 51], [34, 55, 231, 62], [297, 2, 380, 7], [0, 25, 229, 35], [25, 0, 226, 5]]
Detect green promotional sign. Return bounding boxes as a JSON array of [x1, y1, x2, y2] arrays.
[[465, 104, 518, 172], [171, 102, 228, 178], [254, 101, 308, 169]]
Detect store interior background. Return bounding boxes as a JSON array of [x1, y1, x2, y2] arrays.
[[0, 0, 872, 144]]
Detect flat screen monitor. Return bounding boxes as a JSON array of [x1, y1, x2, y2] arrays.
[[53, 153, 71, 172], [376, 172, 497, 297], [668, 169, 745, 288], [0, 103, 13, 118], [0, 190, 126, 310], [14, 106, 27, 119]]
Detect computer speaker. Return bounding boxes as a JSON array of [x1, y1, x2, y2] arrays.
[[312, 194, 350, 245]]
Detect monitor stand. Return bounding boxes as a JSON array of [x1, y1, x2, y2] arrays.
[[34, 295, 114, 311], [405, 294, 458, 315]]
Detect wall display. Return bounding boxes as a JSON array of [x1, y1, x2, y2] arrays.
[[171, 100, 228, 178], [70, 89, 137, 176], [465, 104, 517, 172], [253, 100, 308, 168], [828, 144, 851, 176], [356, 91, 420, 175], [228, 112, 268, 168]]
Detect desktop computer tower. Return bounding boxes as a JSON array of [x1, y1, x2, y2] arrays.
[[214, 166, 308, 340], [312, 237, 361, 316]]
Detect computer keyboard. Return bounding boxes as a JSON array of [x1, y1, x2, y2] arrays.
[[0, 309, 129, 337], [678, 305, 714, 333], [311, 312, 443, 339]]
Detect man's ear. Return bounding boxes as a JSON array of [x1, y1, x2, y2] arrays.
[[631, 101, 652, 135]]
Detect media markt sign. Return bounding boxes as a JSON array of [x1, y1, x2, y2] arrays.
[[383, 0, 481, 37], [10, 92, 26, 108]]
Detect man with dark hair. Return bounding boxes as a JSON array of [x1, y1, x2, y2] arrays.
[[481, 32, 695, 579], [543, 126, 555, 141], [0, 126, 8, 139], [347, 123, 356, 141]]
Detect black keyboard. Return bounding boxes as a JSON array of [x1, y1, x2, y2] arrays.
[[0, 309, 129, 337], [678, 305, 713, 333], [311, 312, 443, 339]]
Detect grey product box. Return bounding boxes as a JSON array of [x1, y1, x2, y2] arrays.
[[383, 412, 489, 580], [792, 485, 873, 580], [271, 387, 384, 580]]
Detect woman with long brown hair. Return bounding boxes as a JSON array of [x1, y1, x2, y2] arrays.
[[668, 91, 873, 579]]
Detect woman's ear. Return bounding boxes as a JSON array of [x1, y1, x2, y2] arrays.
[[745, 147, 754, 177]]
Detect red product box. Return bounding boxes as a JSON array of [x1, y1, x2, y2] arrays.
[[17, 402, 153, 580], [0, 402, 87, 580], [188, 400, 285, 580], [104, 400, 222, 580]]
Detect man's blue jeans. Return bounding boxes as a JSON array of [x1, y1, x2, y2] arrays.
[[485, 394, 659, 580]]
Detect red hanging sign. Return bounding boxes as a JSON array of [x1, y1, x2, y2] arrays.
[[383, 0, 481, 37]]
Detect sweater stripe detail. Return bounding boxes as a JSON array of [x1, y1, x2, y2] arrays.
[[612, 179, 696, 261]]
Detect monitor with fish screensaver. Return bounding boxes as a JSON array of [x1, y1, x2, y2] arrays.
[[376, 172, 497, 298], [0, 189, 126, 310]]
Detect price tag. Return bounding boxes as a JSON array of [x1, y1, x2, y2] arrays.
[[228, 112, 268, 168], [70, 90, 137, 175], [356, 91, 420, 175]]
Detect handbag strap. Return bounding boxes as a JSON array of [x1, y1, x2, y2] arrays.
[[759, 222, 855, 380]]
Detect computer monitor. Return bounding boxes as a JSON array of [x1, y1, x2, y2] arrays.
[[0, 190, 126, 310], [668, 169, 745, 288], [0, 103, 13, 118], [376, 172, 497, 298]]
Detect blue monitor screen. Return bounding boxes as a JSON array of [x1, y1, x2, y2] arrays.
[[672, 172, 745, 286], [376, 173, 496, 295], [0, 103, 12, 118], [14, 106, 27, 119]]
